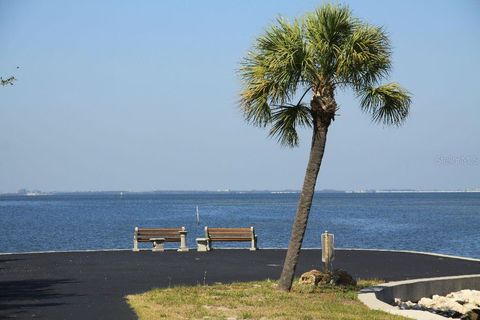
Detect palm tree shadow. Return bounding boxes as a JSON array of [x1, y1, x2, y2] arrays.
[[0, 278, 78, 319], [0, 258, 20, 271]]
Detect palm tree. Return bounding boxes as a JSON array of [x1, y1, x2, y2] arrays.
[[238, 3, 411, 292]]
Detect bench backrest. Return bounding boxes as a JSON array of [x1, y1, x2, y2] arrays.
[[205, 227, 254, 241], [135, 227, 185, 242]]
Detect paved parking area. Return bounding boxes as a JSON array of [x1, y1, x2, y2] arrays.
[[1, 249, 479, 319]]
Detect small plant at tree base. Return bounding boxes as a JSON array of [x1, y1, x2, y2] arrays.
[[238, 3, 411, 291]]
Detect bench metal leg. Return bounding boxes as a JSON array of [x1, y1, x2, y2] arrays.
[[196, 238, 210, 252], [250, 235, 258, 251], [133, 239, 139, 252], [152, 240, 165, 252], [178, 231, 189, 252]]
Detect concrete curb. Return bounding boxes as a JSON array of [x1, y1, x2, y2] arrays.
[[358, 274, 480, 320], [337, 247, 480, 262]]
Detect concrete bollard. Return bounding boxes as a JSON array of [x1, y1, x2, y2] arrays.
[[321, 231, 334, 272], [178, 227, 189, 252]]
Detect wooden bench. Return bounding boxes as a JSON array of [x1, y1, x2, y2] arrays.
[[196, 227, 257, 251], [133, 227, 188, 252]]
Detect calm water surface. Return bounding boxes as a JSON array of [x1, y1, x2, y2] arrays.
[[0, 192, 479, 258]]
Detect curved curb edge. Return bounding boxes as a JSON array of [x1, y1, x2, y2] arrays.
[[358, 274, 480, 320], [337, 247, 480, 262]]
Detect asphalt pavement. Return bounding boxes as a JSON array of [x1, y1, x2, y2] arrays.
[[1, 249, 479, 319]]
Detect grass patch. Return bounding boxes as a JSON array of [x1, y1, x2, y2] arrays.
[[127, 279, 407, 320]]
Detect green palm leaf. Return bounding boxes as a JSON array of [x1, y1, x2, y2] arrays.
[[239, 3, 412, 143], [304, 4, 354, 79], [239, 18, 307, 127], [358, 83, 411, 126], [336, 24, 391, 87], [269, 104, 312, 147]]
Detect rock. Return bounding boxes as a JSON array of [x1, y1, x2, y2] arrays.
[[298, 269, 329, 285], [418, 291, 480, 315], [398, 290, 480, 319], [448, 290, 480, 306], [395, 298, 419, 310], [298, 269, 356, 286], [330, 269, 357, 286], [462, 309, 480, 320]]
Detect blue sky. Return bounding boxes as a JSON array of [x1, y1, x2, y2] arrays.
[[0, 0, 479, 192]]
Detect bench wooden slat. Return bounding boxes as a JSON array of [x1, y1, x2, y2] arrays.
[[137, 238, 181, 242], [209, 227, 251, 230], [209, 234, 251, 238], [138, 229, 182, 232], [209, 232, 251, 235], [208, 230, 251, 233], [137, 232, 182, 235], [208, 228, 251, 232], [138, 239, 180, 242], [137, 232, 182, 236], [136, 234, 181, 237], [137, 235, 180, 238], [137, 228, 183, 232], [208, 231, 251, 234], [209, 238, 251, 241], [138, 235, 181, 238]]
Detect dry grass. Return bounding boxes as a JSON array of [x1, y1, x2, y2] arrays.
[[126, 279, 407, 320]]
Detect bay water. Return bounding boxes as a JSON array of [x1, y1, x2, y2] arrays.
[[0, 192, 478, 258]]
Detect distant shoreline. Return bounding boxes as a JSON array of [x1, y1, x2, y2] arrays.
[[1, 189, 480, 197]]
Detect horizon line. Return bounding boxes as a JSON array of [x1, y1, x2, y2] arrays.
[[2, 188, 480, 195]]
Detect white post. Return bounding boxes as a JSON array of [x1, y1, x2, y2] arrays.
[[321, 231, 334, 272], [133, 227, 139, 252], [196, 206, 200, 225], [178, 227, 189, 252], [250, 226, 257, 251], [204, 226, 211, 251]]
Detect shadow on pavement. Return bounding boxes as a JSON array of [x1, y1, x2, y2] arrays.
[[0, 278, 77, 319], [0, 259, 20, 271]]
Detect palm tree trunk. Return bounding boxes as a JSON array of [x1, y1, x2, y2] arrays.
[[278, 110, 330, 292]]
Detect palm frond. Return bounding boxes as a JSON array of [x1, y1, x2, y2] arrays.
[[336, 24, 391, 88], [269, 104, 312, 147], [239, 92, 271, 127], [358, 83, 411, 126], [239, 17, 308, 127], [304, 4, 355, 78], [305, 4, 354, 46]]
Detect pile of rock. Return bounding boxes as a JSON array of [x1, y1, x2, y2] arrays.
[[395, 289, 480, 319], [298, 269, 356, 287]]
